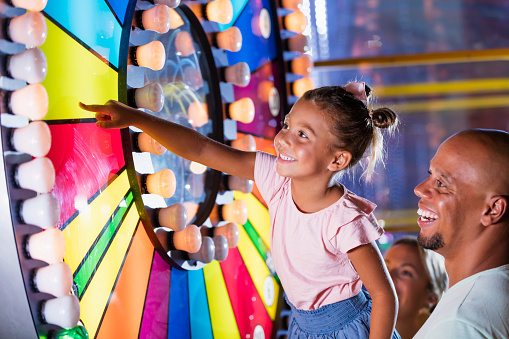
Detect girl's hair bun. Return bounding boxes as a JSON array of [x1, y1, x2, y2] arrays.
[[371, 107, 397, 129]]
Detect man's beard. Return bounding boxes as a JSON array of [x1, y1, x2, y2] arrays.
[[417, 232, 445, 251]]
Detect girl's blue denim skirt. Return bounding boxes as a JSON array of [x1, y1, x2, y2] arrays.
[[285, 290, 401, 339]]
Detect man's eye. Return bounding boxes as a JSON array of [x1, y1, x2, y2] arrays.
[[437, 179, 445, 188]]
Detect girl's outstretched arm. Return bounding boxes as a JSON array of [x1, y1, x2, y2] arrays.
[[348, 241, 398, 339], [79, 100, 256, 181]]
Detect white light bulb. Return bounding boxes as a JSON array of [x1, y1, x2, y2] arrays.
[[228, 175, 253, 193], [284, 10, 307, 34], [222, 199, 248, 225], [141, 5, 171, 34], [134, 82, 164, 112], [213, 235, 228, 261], [228, 97, 255, 124], [188, 102, 208, 128], [136, 132, 167, 155], [213, 222, 239, 248], [134, 41, 165, 71], [290, 54, 313, 76], [42, 295, 80, 329], [33, 262, 73, 297], [287, 34, 309, 53], [16, 157, 55, 193], [189, 161, 207, 175], [292, 77, 314, 97], [173, 225, 202, 253], [9, 83, 49, 120], [11, 0, 48, 11], [8, 47, 47, 84], [145, 169, 176, 198], [215, 26, 242, 52], [182, 66, 203, 90], [175, 31, 195, 57], [8, 11, 47, 47], [26, 228, 65, 264], [231, 134, 256, 152], [11, 120, 51, 157], [205, 0, 233, 24], [168, 8, 184, 29], [224, 62, 250, 87], [151, 0, 180, 8], [282, 0, 303, 10], [20, 193, 60, 229], [158, 203, 187, 231], [188, 236, 215, 263]]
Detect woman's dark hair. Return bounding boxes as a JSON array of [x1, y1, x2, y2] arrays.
[[301, 84, 398, 180]]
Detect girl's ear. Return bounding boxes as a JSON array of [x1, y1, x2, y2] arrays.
[[329, 151, 352, 172]]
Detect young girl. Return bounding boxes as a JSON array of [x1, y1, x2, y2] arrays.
[[80, 82, 400, 338]]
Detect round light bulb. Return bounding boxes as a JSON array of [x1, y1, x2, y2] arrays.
[[8, 11, 47, 47], [284, 10, 307, 34], [188, 102, 208, 128], [16, 157, 55, 193], [137, 132, 167, 155], [158, 203, 187, 231], [228, 97, 255, 124], [10, 83, 49, 120], [205, 0, 233, 24], [184, 202, 199, 223], [141, 5, 171, 34], [282, 0, 303, 10], [134, 41, 165, 71], [20, 193, 60, 229], [287, 34, 309, 53], [213, 222, 239, 248], [215, 26, 242, 52], [11, 0, 47, 11], [228, 175, 253, 193], [173, 225, 201, 253], [188, 236, 215, 264], [175, 31, 195, 57], [145, 169, 176, 198], [11, 120, 52, 157], [213, 235, 228, 261], [292, 77, 314, 97], [222, 199, 248, 225], [168, 8, 184, 29], [42, 295, 80, 329], [230, 134, 256, 152], [182, 66, 203, 90], [189, 161, 207, 175], [34, 262, 73, 297], [26, 228, 65, 264], [224, 62, 250, 87], [152, 0, 180, 8], [8, 47, 47, 83], [134, 82, 164, 112], [291, 54, 313, 76]]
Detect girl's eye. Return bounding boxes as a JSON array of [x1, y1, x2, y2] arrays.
[[281, 122, 289, 129], [402, 270, 413, 278], [298, 131, 307, 138]]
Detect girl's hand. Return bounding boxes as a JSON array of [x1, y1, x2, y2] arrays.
[[79, 100, 142, 129]]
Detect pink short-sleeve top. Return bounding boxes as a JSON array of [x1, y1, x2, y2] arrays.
[[254, 151, 384, 310]]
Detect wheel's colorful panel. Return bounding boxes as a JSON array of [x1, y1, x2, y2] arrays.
[[169, 269, 191, 339], [188, 270, 214, 339]]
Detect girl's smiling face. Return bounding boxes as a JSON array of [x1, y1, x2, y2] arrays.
[[274, 99, 339, 180]]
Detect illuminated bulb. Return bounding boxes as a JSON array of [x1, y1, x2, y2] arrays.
[[168, 8, 184, 29], [9, 83, 49, 120], [283, 10, 307, 34], [11, 120, 51, 157], [257, 81, 273, 102], [287, 34, 309, 53], [133, 41, 165, 71], [213, 235, 228, 261], [20, 193, 60, 229], [175, 31, 195, 57], [214, 26, 242, 52], [42, 295, 80, 329], [188, 102, 208, 128], [223, 62, 250, 87], [145, 169, 176, 198], [290, 54, 313, 76], [33, 262, 73, 297], [184, 202, 199, 223], [158, 203, 187, 231], [203, 0, 233, 24], [155, 225, 202, 253], [228, 97, 255, 124], [16, 157, 55, 193], [10, 0, 47, 11], [182, 66, 203, 90], [136, 5, 171, 34], [281, 0, 303, 10], [26, 228, 65, 264], [211, 200, 248, 225], [186, 172, 204, 198], [214, 222, 239, 247], [134, 82, 164, 112], [149, 0, 180, 8], [188, 236, 215, 264], [189, 161, 207, 175], [230, 134, 256, 152], [136, 132, 167, 155], [8, 47, 47, 83], [227, 175, 253, 193], [8, 11, 47, 47], [292, 77, 314, 97]]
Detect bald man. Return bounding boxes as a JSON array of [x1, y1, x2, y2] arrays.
[[413, 129, 509, 338]]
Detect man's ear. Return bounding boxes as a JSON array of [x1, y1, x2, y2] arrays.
[[481, 195, 508, 226], [328, 151, 352, 172]]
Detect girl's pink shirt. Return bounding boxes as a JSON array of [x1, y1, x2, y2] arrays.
[[254, 151, 383, 310]]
